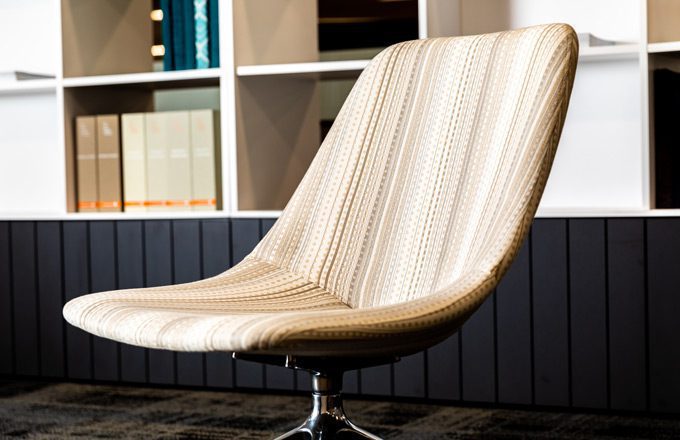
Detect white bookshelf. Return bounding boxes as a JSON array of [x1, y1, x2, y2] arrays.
[[579, 44, 639, 61], [0, 0, 677, 220], [236, 60, 370, 79], [0, 80, 58, 95], [648, 41, 680, 53], [62, 68, 222, 88]]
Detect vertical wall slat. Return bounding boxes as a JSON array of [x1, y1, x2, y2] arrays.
[[646, 218, 680, 413], [427, 334, 460, 400], [360, 365, 392, 396], [393, 352, 426, 398], [11, 222, 39, 375], [496, 240, 532, 405], [201, 219, 233, 388], [344, 370, 359, 394], [607, 218, 646, 411], [568, 219, 608, 409], [173, 220, 205, 387], [0, 222, 13, 374], [231, 219, 264, 389], [297, 370, 312, 392], [36, 222, 65, 377], [116, 221, 147, 383], [89, 221, 120, 381], [461, 294, 496, 402], [63, 221, 92, 379], [531, 219, 570, 406], [144, 220, 176, 385]]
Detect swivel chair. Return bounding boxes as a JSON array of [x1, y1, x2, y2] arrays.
[[64, 23, 578, 439]]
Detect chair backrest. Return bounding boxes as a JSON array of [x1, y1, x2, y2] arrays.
[[252, 24, 578, 308]]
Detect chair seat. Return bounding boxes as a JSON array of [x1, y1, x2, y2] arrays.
[[63, 256, 494, 357]]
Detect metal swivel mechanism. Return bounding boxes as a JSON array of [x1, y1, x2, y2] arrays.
[[234, 353, 398, 439]]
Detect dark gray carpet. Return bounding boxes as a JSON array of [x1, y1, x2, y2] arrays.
[[0, 381, 679, 439]]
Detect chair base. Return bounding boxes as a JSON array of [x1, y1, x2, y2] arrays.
[[234, 353, 396, 440], [274, 392, 380, 439]]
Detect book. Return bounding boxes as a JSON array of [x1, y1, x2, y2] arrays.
[[166, 111, 193, 211], [171, 0, 186, 70], [145, 112, 170, 211], [121, 113, 147, 212], [208, 0, 220, 68], [183, 0, 197, 69], [161, 0, 174, 71], [171, 0, 196, 70], [190, 110, 220, 210], [75, 116, 99, 212], [96, 115, 122, 212], [194, 0, 210, 69]]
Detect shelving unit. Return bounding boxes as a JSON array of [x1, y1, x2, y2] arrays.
[[648, 41, 680, 53], [0, 80, 58, 95], [0, 0, 679, 219], [62, 68, 222, 88], [236, 60, 370, 80], [579, 44, 639, 61]]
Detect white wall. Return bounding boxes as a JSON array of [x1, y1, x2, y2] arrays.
[[541, 58, 643, 209], [0, 0, 59, 75], [0, 92, 62, 214], [461, 0, 640, 42]]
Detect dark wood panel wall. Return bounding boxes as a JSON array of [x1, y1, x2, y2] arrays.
[[1, 218, 679, 414]]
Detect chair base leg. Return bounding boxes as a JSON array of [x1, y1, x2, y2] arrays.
[[232, 353, 395, 439], [274, 371, 381, 440]]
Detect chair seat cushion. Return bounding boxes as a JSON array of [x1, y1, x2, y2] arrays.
[[63, 257, 350, 353], [63, 256, 495, 356]]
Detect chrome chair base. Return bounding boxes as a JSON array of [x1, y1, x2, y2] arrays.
[[234, 354, 396, 440], [274, 392, 380, 439]]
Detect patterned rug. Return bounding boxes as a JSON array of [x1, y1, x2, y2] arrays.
[[0, 380, 679, 439]]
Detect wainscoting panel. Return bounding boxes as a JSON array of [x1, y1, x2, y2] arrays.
[[116, 221, 147, 384], [1, 217, 677, 414]]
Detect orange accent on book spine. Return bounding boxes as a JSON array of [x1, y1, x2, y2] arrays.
[[166, 199, 192, 207], [190, 198, 216, 206], [78, 201, 98, 209], [124, 201, 146, 207], [97, 200, 121, 209], [145, 200, 167, 207]]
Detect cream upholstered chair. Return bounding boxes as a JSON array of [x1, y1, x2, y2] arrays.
[[64, 24, 578, 439]]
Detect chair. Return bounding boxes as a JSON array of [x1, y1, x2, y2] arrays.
[[64, 23, 578, 439]]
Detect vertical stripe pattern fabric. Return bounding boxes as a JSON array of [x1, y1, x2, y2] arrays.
[[63, 24, 578, 356], [253, 24, 578, 309]]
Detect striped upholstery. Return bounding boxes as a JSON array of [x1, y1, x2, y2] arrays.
[[64, 24, 578, 356]]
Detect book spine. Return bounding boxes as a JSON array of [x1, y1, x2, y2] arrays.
[[121, 113, 148, 212], [145, 113, 170, 211], [167, 111, 193, 211], [208, 0, 220, 68], [190, 109, 219, 211], [161, 0, 174, 71], [75, 116, 99, 212], [194, 0, 209, 69], [171, 0, 185, 70], [96, 115, 123, 212], [183, 0, 196, 69]]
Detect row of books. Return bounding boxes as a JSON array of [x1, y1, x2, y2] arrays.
[[75, 110, 220, 213], [161, 0, 220, 71]]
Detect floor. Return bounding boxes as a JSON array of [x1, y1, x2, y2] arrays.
[[0, 381, 679, 439]]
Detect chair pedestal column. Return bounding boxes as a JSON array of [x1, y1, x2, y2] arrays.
[[275, 371, 381, 440]]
